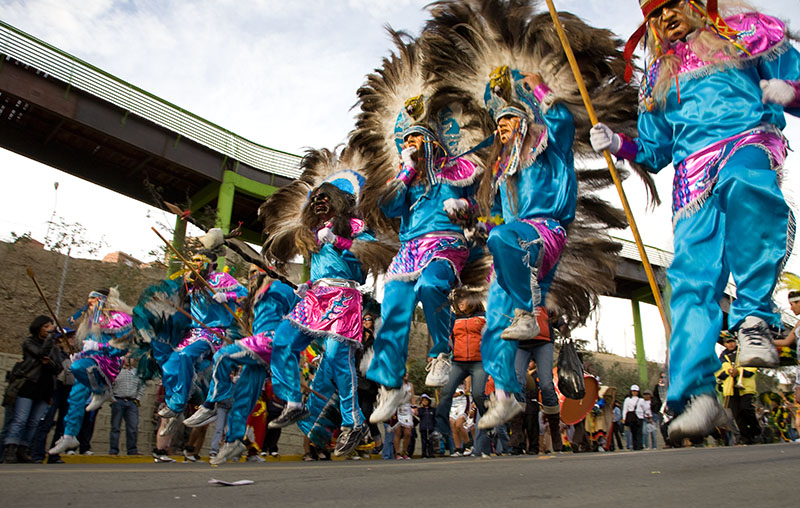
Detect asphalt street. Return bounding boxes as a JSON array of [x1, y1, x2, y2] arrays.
[[1, 443, 797, 507]]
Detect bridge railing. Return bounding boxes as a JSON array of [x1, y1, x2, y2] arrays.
[[0, 20, 301, 179]]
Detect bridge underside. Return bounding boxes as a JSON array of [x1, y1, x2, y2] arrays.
[[0, 58, 293, 244]]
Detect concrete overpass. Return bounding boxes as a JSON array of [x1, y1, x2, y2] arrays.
[[0, 19, 301, 250]]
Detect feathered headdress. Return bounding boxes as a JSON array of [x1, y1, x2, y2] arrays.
[[423, 0, 659, 204], [421, 0, 642, 327], [350, 28, 487, 235], [780, 272, 800, 293], [259, 146, 397, 276]]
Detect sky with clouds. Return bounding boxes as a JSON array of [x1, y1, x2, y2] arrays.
[[0, 0, 798, 362]]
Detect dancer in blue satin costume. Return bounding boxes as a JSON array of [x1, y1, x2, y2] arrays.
[[152, 252, 246, 435], [49, 288, 133, 455], [268, 166, 379, 457], [591, 0, 800, 442], [475, 68, 577, 430], [366, 131, 480, 421], [184, 267, 298, 464]]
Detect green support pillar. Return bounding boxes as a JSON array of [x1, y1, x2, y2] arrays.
[[216, 171, 236, 234], [662, 278, 673, 371], [215, 170, 236, 268], [167, 214, 187, 276], [631, 298, 649, 388]]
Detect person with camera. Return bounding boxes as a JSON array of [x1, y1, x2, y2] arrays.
[[2, 315, 62, 463]]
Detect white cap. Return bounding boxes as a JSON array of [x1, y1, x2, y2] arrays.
[[631, 384, 640, 392]]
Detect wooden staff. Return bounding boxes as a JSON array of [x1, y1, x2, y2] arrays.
[[152, 227, 252, 336], [25, 266, 75, 354], [543, 0, 672, 342]]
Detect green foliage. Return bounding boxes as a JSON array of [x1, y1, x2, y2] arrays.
[[45, 217, 106, 257], [10, 231, 33, 243], [591, 360, 665, 403], [407, 357, 429, 397]]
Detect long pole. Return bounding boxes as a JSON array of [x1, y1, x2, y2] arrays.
[[543, 0, 672, 340], [152, 227, 251, 336], [25, 267, 75, 354]]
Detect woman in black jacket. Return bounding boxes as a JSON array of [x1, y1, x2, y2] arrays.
[[2, 315, 62, 463]]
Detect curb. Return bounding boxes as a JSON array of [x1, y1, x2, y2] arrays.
[[57, 453, 385, 464]]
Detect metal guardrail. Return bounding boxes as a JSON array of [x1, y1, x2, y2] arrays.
[[613, 236, 673, 268], [0, 20, 302, 180]]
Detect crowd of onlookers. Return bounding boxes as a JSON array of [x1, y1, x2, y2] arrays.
[[2, 304, 799, 464]]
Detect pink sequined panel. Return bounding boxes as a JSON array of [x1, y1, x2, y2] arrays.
[[239, 331, 274, 365], [289, 286, 363, 343]]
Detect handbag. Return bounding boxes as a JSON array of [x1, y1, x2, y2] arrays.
[[557, 340, 585, 399], [2, 358, 40, 407], [625, 398, 641, 426]]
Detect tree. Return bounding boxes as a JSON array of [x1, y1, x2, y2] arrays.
[[45, 217, 106, 258], [44, 217, 107, 315]]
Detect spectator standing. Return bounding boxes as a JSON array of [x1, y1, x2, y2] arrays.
[[774, 291, 800, 405], [78, 405, 99, 455], [642, 390, 657, 449], [382, 422, 395, 460], [417, 394, 436, 458], [622, 385, 645, 451], [30, 327, 75, 464], [262, 379, 283, 457], [393, 375, 414, 460], [356, 308, 382, 455], [514, 312, 563, 452], [716, 332, 760, 444], [434, 292, 489, 456], [207, 397, 232, 459], [523, 362, 540, 454], [448, 385, 470, 456], [2, 316, 61, 464], [109, 356, 145, 455], [651, 372, 669, 446], [610, 401, 623, 451]]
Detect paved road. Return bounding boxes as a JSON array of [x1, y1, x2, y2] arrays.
[[1, 444, 797, 507]]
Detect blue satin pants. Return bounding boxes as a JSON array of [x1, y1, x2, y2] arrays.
[[64, 357, 108, 437], [481, 223, 558, 394], [271, 322, 362, 428], [667, 146, 789, 410], [206, 343, 268, 443], [367, 260, 456, 389], [162, 339, 213, 413]]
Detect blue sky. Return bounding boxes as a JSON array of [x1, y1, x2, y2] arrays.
[[0, 0, 798, 361]]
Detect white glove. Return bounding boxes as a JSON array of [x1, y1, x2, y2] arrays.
[[443, 198, 468, 216], [401, 146, 417, 169], [589, 123, 621, 154], [212, 292, 228, 304], [295, 282, 309, 299], [317, 227, 336, 245], [82, 339, 99, 352], [760, 79, 796, 106]]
